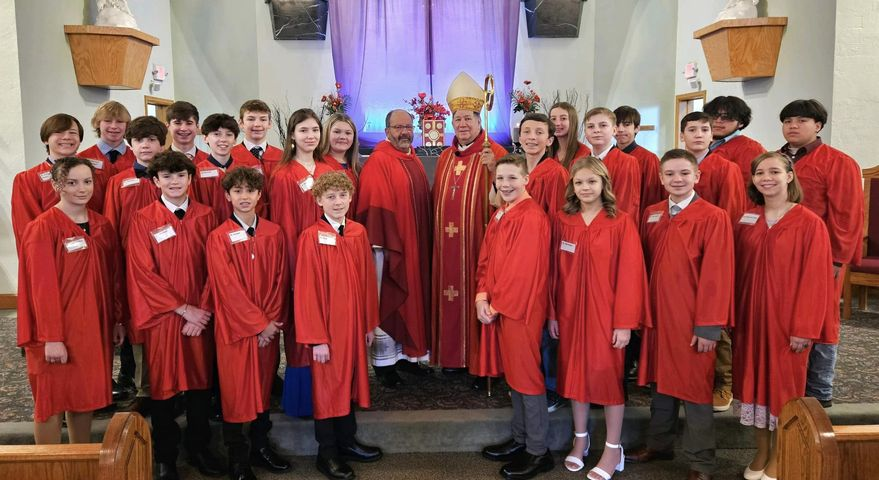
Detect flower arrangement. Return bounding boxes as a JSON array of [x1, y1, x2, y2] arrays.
[[510, 80, 542, 114], [319, 82, 348, 118], [406, 92, 450, 124]]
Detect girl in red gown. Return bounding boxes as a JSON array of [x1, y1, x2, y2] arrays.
[[320, 113, 362, 216]]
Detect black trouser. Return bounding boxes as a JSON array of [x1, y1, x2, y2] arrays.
[[118, 337, 135, 382], [223, 411, 273, 464], [314, 411, 357, 458], [151, 389, 212, 464]]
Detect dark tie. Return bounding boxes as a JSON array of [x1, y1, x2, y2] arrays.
[[250, 146, 264, 160], [246, 226, 255, 237], [338, 224, 344, 236], [107, 150, 121, 163], [670, 205, 682, 217], [134, 167, 148, 178], [174, 208, 185, 220]]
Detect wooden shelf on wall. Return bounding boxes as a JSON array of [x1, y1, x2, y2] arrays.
[[694, 17, 787, 82], [63, 25, 159, 90]]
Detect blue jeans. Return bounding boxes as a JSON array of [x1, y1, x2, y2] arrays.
[[806, 343, 838, 401], [541, 329, 557, 392]]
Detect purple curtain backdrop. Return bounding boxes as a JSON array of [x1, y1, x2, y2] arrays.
[[329, 0, 519, 147]]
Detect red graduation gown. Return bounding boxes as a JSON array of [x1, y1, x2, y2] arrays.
[[356, 140, 432, 358], [294, 220, 379, 419], [207, 217, 289, 423], [79, 144, 136, 179], [231, 143, 284, 180], [603, 148, 642, 224], [17, 208, 120, 421], [268, 159, 338, 367], [475, 197, 550, 394], [713, 134, 766, 186], [527, 158, 569, 215], [191, 155, 265, 220], [322, 155, 359, 219], [626, 144, 663, 218], [126, 200, 217, 400], [732, 205, 836, 419], [558, 142, 593, 170], [638, 198, 734, 404], [432, 131, 507, 369], [695, 152, 746, 223], [12, 162, 59, 251], [552, 211, 649, 405]]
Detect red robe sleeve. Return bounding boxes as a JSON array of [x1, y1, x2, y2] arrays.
[[791, 219, 836, 341], [294, 228, 332, 345], [11, 171, 45, 251], [826, 152, 865, 265], [612, 215, 650, 329], [715, 160, 746, 224], [17, 220, 65, 345], [695, 208, 735, 328], [607, 152, 642, 224]]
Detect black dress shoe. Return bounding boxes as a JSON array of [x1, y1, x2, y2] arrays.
[[155, 461, 179, 480], [396, 359, 432, 376], [376, 368, 404, 388], [129, 396, 152, 416], [442, 367, 467, 375], [188, 450, 226, 477], [545, 390, 566, 413], [228, 463, 257, 480], [472, 376, 488, 391], [500, 450, 554, 480], [117, 375, 137, 394], [250, 446, 291, 472], [316, 455, 355, 480], [112, 380, 132, 402], [482, 438, 526, 462], [339, 440, 383, 463]]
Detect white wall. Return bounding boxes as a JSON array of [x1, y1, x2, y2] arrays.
[[593, 0, 678, 154], [675, 0, 836, 150], [831, 0, 879, 168]]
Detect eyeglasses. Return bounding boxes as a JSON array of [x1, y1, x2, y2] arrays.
[[711, 114, 734, 122], [389, 125, 414, 132]]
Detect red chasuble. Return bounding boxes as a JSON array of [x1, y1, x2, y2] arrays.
[[732, 205, 836, 420], [356, 140, 432, 358], [713, 134, 765, 186], [791, 143, 864, 267], [626, 144, 663, 218], [17, 208, 120, 421], [126, 200, 217, 400], [602, 148, 642, 224], [695, 152, 746, 223], [552, 211, 649, 405], [527, 158, 569, 215], [191, 155, 265, 220], [268, 159, 338, 367], [638, 198, 734, 404], [295, 220, 380, 420], [475, 197, 550, 394], [79, 144, 136, 179], [432, 131, 507, 369], [207, 217, 289, 423]]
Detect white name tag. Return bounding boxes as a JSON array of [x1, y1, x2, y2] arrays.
[[200, 169, 220, 178], [151, 224, 176, 244], [121, 177, 140, 188], [39, 171, 53, 182], [739, 213, 760, 225], [494, 210, 505, 221], [298, 175, 315, 192], [89, 159, 104, 170], [318, 231, 337, 246], [228, 229, 249, 244], [560, 241, 576, 253], [647, 212, 663, 223], [63, 236, 88, 253]]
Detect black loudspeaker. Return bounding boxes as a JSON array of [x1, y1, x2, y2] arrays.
[[266, 0, 329, 40], [523, 0, 586, 38]]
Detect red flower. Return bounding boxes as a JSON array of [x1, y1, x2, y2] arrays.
[[418, 92, 427, 100], [523, 80, 532, 85], [534, 95, 541, 102], [321, 95, 327, 102], [335, 82, 342, 90]]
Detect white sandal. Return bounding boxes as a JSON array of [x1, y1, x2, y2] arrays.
[[563, 431, 590, 472], [587, 442, 625, 480], [743, 465, 765, 479]]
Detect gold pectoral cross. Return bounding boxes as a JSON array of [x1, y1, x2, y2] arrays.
[[443, 285, 459, 302], [445, 222, 459, 238]]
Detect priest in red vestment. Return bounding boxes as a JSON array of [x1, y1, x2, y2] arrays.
[[732, 152, 836, 480], [629, 149, 734, 479], [432, 72, 507, 372], [356, 109, 433, 386], [78, 100, 136, 180], [584, 108, 642, 223], [126, 151, 224, 478], [614, 106, 663, 217], [206, 167, 291, 477], [704, 96, 766, 186]]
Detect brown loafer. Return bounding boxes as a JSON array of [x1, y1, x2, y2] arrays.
[[624, 446, 674, 463], [686, 469, 712, 480]]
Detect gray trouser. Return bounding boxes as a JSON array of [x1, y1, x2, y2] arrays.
[[647, 389, 716, 474], [510, 390, 549, 456]]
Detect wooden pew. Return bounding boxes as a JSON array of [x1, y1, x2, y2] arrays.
[[0, 412, 152, 480], [778, 397, 879, 480]]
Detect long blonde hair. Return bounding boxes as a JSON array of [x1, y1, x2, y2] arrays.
[[319, 113, 361, 176], [562, 156, 617, 217]]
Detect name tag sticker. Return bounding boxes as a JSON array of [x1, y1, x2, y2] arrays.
[[228, 229, 249, 244], [494, 210, 505, 221], [739, 213, 760, 225], [647, 212, 663, 223], [200, 169, 220, 178], [63, 236, 88, 253], [298, 175, 315, 192], [151, 224, 176, 244], [121, 177, 140, 188], [318, 231, 337, 246], [39, 171, 53, 182], [89, 159, 104, 170], [560, 241, 576, 253]]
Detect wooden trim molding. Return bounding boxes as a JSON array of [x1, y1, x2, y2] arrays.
[[0, 294, 17, 310]]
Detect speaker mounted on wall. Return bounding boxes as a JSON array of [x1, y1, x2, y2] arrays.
[[266, 0, 328, 40], [523, 0, 587, 38]]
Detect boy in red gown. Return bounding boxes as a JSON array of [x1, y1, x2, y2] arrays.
[[704, 96, 766, 186], [478, 154, 554, 480], [166, 101, 208, 163], [583, 108, 641, 222], [231, 99, 284, 180], [628, 149, 734, 480], [207, 167, 291, 478], [126, 151, 223, 480], [613, 106, 662, 218], [296, 171, 383, 480], [79, 100, 136, 179]]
